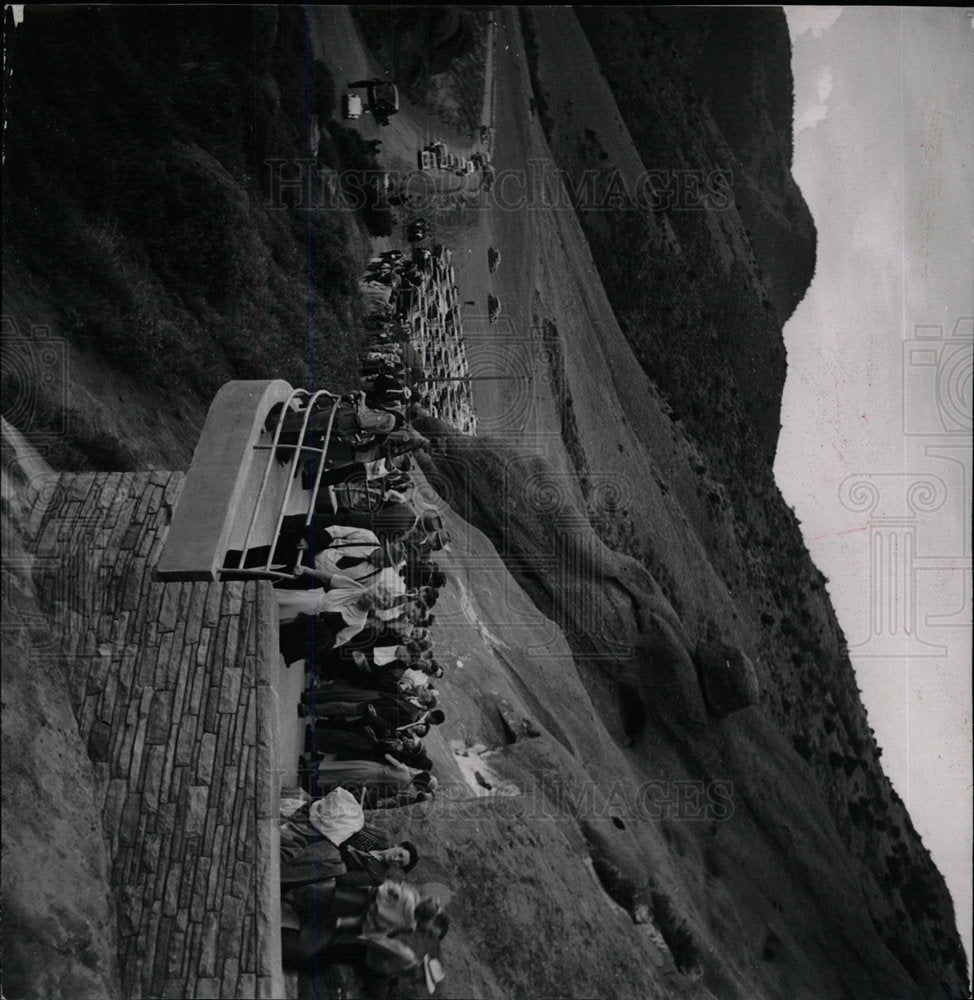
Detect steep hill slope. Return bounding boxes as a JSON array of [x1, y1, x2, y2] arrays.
[[2, 6, 967, 999], [1, 7, 377, 470], [650, 8, 818, 323], [458, 7, 967, 996], [416, 416, 966, 999]]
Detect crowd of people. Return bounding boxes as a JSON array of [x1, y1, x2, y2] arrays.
[[361, 246, 476, 435], [269, 306, 458, 996]]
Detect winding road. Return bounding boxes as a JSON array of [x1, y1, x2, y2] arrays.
[[307, 6, 547, 443]]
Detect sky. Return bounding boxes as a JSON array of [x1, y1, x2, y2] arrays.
[[776, 5, 972, 969]]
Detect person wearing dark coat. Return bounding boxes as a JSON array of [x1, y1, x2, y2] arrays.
[[306, 728, 427, 767], [278, 611, 348, 666], [303, 718, 433, 770], [299, 687, 432, 735], [280, 825, 416, 890], [338, 825, 418, 887], [313, 656, 406, 694], [280, 837, 347, 886], [362, 372, 405, 395], [299, 683, 416, 717]]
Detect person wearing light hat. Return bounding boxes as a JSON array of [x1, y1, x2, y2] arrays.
[[361, 881, 440, 938]]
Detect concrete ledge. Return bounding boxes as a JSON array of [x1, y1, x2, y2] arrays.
[[156, 380, 295, 582], [254, 581, 284, 1000]]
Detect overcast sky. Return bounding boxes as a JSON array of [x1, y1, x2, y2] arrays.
[[777, 5, 972, 967]]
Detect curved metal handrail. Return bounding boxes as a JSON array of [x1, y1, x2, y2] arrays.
[[235, 388, 340, 578], [238, 385, 309, 559]]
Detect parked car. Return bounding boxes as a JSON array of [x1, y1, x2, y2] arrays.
[[426, 141, 446, 167], [488, 295, 501, 323], [405, 218, 431, 243], [348, 78, 399, 126], [487, 247, 501, 273], [342, 93, 362, 120]]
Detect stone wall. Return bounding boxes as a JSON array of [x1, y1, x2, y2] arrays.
[[27, 470, 282, 999]]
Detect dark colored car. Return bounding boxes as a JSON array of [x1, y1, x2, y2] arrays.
[[348, 79, 400, 126], [405, 218, 430, 243], [487, 295, 501, 323]]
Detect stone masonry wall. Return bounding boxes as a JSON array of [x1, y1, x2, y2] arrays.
[[26, 471, 282, 999]]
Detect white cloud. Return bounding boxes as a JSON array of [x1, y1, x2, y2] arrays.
[[816, 66, 834, 102], [786, 6, 844, 40], [796, 65, 834, 132]]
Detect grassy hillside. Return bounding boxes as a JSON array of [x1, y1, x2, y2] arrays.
[[521, 6, 787, 468], [2, 6, 382, 469]]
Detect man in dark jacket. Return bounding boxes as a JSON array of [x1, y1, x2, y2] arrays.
[[338, 826, 419, 887]]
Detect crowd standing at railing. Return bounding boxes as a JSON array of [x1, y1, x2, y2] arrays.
[[266, 262, 461, 997]]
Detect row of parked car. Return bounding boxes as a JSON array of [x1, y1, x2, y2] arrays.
[[417, 141, 481, 177]]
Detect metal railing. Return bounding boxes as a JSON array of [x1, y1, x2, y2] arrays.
[[228, 388, 341, 581]]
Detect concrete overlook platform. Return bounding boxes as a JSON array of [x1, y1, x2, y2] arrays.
[[25, 469, 284, 998]]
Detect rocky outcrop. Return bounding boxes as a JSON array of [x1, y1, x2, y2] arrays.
[[416, 416, 964, 999], [694, 641, 760, 720]]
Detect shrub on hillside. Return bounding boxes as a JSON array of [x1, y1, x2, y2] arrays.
[[4, 4, 371, 449]]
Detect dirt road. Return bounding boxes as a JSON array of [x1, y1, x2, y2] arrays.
[[307, 7, 555, 444], [443, 9, 552, 443]]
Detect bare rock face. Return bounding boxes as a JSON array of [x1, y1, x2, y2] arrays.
[[637, 616, 709, 730], [694, 641, 760, 720], [494, 698, 542, 744]]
